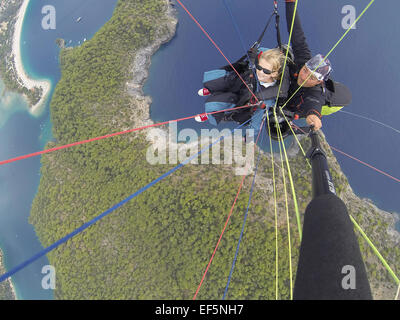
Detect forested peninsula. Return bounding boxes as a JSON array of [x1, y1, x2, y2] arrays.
[[0, 0, 44, 108], [1, 0, 398, 299]]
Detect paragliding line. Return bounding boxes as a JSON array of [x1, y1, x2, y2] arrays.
[[0, 118, 252, 283]]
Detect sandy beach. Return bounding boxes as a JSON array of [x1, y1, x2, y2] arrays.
[[12, 0, 51, 112]]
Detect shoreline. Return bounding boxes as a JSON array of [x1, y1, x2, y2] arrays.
[[126, 1, 177, 131], [12, 0, 51, 113], [0, 250, 17, 300], [8, 277, 17, 300], [128, 2, 400, 224]]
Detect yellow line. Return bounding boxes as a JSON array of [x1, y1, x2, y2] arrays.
[[281, 112, 311, 169], [274, 0, 298, 104], [280, 0, 376, 113], [274, 112, 293, 300], [270, 0, 311, 168], [272, 0, 400, 300], [265, 111, 279, 300], [276, 0, 376, 168], [274, 109, 302, 241], [349, 215, 400, 286]]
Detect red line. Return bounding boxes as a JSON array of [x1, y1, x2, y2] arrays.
[[291, 124, 400, 184], [2, 4, 262, 167], [175, 0, 259, 104], [330, 146, 400, 183], [193, 174, 247, 300], [193, 117, 267, 299], [0, 104, 253, 166]]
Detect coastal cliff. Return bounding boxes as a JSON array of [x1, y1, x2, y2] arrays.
[[284, 132, 400, 299], [0, 0, 398, 300]]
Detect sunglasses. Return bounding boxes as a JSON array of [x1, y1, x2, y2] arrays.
[[255, 61, 273, 75]]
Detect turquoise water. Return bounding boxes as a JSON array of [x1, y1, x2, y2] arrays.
[[0, 92, 52, 299], [0, 0, 118, 299]]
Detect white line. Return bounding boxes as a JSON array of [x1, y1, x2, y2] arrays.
[[338, 110, 400, 135]]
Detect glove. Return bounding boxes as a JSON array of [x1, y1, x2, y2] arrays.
[[247, 47, 258, 62]]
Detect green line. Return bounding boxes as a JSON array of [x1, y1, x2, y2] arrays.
[[272, 0, 312, 170], [292, 0, 376, 94], [274, 112, 294, 300], [281, 112, 311, 169], [276, 0, 400, 301], [279, 0, 375, 112], [349, 215, 400, 286], [276, 0, 377, 172], [274, 110, 302, 242], [324, 0, 375, 62], [265, 111, 279, 300], [274, 0, 298, 104]]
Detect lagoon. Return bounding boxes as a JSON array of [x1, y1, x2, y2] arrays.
[[0, 0, 118, 299]]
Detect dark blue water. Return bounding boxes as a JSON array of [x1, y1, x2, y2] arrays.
[[22, 0, 119, 78], [145, 0, 400, 230], [0, 0, 117, 299]]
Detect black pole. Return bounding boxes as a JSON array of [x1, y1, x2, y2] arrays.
[[306, 131, 336, 198], [293, 130, 372, 300]]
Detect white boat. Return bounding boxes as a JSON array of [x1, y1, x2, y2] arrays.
[[76, 17, 82, 22]]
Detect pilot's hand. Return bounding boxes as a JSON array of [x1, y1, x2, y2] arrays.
[[306, 114, 322, 131], [247, 47, 258, 62]]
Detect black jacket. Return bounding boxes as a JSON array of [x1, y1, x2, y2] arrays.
[[285, 2, 328, 119], [222, 59, 290, 108]]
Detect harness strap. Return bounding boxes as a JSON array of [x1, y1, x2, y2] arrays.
[[275, 3, 282, 50], [254, 1, 282, 49]]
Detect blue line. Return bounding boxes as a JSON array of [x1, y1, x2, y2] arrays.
[[223, 117, 266, 299], [0, 119, 252, 283], [223, 0, 261, 93], [223, 0, 252, 59]]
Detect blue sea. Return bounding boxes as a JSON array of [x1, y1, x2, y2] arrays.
[[0, 0, 118, 300], [0, 0, 399, 300]]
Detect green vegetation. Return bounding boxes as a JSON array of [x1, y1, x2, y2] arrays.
[[0, 0, 42, 106], [55, 38, 65, 49], [0, 250, 15, 300], [26, 0, 400, 300]]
